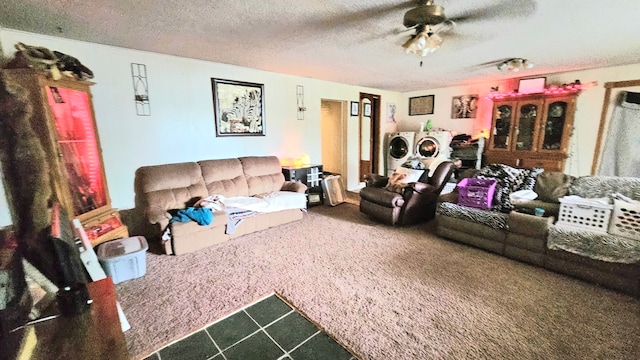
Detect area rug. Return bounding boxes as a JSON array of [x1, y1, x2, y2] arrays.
[[116, 203, 640, 359]]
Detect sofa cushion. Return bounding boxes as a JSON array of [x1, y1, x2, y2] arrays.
[[437, 202, 509, 230], [135, 162, 208, 215], [198, 158, 250, 197], [548, 225, 640, 264], [239, 156, 286, 195], [570, 176, 640, 200], [534, 171, 574, 203]]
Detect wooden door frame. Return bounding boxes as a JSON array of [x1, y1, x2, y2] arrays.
[[359, 93, 380, 181]]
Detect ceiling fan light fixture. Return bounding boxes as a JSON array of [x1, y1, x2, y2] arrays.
[[498, 58, 534, 72], [403, 27, 442, 57]]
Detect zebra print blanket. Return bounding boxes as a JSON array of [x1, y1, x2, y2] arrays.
[[548, 225, 640, 263], [437, 202, 509, 230]]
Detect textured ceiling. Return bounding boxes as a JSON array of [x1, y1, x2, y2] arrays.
[[1, 0, 640, 92]]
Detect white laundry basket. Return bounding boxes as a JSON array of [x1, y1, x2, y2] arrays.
[[556, 197, 613, 233], [608, 199, 640, 240]]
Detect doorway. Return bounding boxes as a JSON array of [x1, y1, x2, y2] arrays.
[[320, 99, 347, 184], [359, 93, 381, 182]]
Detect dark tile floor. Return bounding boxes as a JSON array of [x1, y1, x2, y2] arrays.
[[144, 293, 357, 360]]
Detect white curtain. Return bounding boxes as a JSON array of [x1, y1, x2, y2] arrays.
[[598, 91, 640, 177]]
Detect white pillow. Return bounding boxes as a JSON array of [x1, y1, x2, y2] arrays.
[[394, 167, 425, 183]]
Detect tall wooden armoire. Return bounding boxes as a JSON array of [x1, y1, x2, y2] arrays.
[[1, 68, 127, 248], [484, 94, 578, 172]]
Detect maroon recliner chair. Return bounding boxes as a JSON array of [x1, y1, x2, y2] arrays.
[[359, 161, 456, 225]]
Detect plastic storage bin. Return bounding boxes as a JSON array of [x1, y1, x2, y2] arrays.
[[457, 178, 497, 209], [97, 236, 148, 284], [556, 197, 613, 233], [608, 199, 640, 240]]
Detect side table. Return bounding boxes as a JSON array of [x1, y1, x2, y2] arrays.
[[28, 277, 129, 359], [282, 164, 324, 206]]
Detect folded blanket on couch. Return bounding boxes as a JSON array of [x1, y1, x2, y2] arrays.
[[223, 191, 307, 213]]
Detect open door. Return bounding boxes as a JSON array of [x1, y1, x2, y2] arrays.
[[359, 93, 380, 182]]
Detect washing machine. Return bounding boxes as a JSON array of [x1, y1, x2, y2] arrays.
[[414, 131, 453, 160], [386, 132, 415, 175]]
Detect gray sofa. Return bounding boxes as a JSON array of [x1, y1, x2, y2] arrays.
[[134, 156, 307, 255], [436, 169, 640, 297]]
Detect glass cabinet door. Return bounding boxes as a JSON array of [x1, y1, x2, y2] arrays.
[[490, 102, 515, 150], [514, 100, 542, 151], [46, 86, 108, 216], [540, 100, 569, 151]]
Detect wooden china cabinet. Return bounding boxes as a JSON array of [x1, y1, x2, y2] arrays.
[[2, 69, 128, 247], [484, 94, 577, 172]]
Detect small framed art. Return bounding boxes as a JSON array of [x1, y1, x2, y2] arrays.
[[451, 95, 478, 119], [363, 103, 371, 117], [350, 101, 359, 116], [409, 95, 434, 116], [387, 103, 397, 123]]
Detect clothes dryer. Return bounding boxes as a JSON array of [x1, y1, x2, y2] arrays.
[[414, 131, 453, 160], [386, 132, 415, 175]]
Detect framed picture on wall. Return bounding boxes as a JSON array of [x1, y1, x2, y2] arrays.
[[363, 103, 371, 117], [409, 95, 434, 115], [451, 94, 479, 118], [350, 101, 359, 116], [518, 77, 547, 94], [387, 103, 397, 123], [211, 78, 265, 136]]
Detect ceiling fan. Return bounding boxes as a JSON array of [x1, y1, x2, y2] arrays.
[[398, 0, 536, 57]]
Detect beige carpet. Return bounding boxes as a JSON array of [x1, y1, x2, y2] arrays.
[[116, 204, 640, 360]]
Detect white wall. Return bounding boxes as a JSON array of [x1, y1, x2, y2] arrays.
[[399, 63, 640, 177], [1, 28, 638, 227], [0, 29, 401, 226]]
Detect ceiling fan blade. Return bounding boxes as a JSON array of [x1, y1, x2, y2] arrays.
[[310, 1, 416, 31], [447, 0, 536, 24]]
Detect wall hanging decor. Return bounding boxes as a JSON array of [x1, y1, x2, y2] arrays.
[[296, 85, 306, 120], [387, 103, 397, 122], [451, 94, 478, 118], [131, 63, 150, 116], [363, 103, 372, 117], [518, 77, 546, 94], [409, 95, 434, 115], [350, 101, 359, 116], [211, 78, 265, 136]]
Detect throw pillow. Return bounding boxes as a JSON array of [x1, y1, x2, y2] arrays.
[[534, 171, 575, 203], [385, 172, 408, 194], [395, 167, 425, 183]]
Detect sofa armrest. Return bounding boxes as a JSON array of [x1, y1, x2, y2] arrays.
[[410, 182, 436, 195], [146, 205, 172, 225], [281, 181, 307, 193]]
